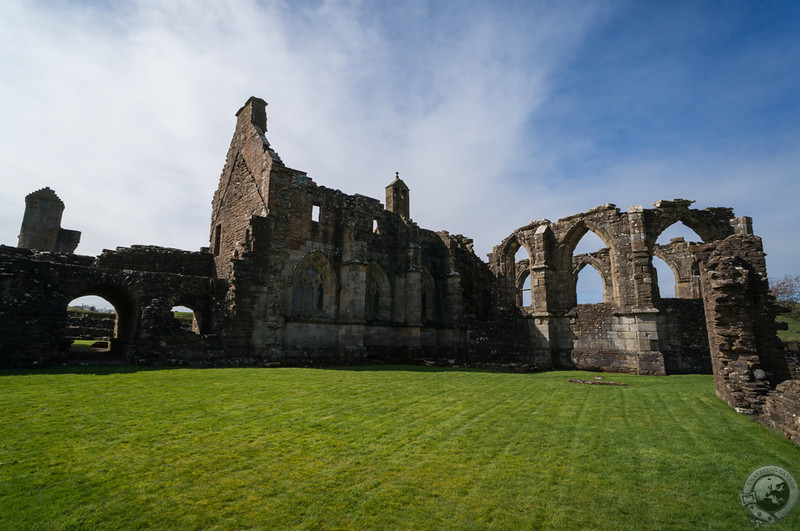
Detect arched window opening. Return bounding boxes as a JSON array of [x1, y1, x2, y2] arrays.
[[293, 283, 303, 312], [576, 264, 604, 304], [366, 272, 381, 319], [655, 222, 703, 300], [573, 230, 608, 305], [66, 295, 117, 354], [653, 256, 677, 299], [293, 263, 326, 317], [421, 291, 428, 320], [573, 230, 607, 256], [657, 222, 703, 245], [513, 244, 529, 277], [514, 243, 532, 307], [514, 244, 528, 265], [365, 264, 391, 322], [519, 272, 532, 307]]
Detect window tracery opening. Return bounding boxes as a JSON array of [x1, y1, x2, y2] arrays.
[[294, 264, 325, 316]]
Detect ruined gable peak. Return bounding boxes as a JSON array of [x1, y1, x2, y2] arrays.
[[235, 96, 268, 132]]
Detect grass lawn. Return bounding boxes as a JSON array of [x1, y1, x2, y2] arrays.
[[777, 308, 800, 342], [0, 367, 798, 529], [70, 340, 105, 348]]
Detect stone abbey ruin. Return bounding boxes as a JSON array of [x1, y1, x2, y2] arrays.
[[1, 97, 798, 442]]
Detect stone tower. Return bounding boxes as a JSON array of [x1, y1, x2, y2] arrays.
[[385, 172, 410, 219], [17, 187, 81, 253]]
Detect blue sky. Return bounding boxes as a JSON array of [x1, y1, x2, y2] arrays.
[[1, 0, 798, 304]]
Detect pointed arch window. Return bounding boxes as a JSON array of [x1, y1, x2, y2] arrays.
[[294, 264, 325, 316], [366, 272, 381, 319], [421, 285, 435, 321], [419, 269, 436, 323], [364, 263, 391, 322]]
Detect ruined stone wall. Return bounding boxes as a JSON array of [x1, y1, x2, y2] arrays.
[[559, 303, 635, 373], [489, 199, 754, 375], [697, 235, 791, 411], [554, 303, 665, 375], [17, 187, 81, 254], [0, 245, 220, 368], [654, 239, 702, 299], [65, 314, 116, 340], [696, 234, 799, 442], [95, 245, 216, 276], [209, 97, 283, 279], [762, 380, 800, 444], [216, 171, 478, 363], [204, 97, 501, 365]]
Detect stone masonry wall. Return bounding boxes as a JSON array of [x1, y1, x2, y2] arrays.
[[697, 234, 799, 442], [657, 298, 711, 374], [204, 97, 501, 365], [556, 303, 666, 375], [65, 314, 116, 340], [0, 245, 221, 368]]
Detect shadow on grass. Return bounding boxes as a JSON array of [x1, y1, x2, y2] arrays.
[[0, 361, 549, 377], [0, 364, 176, 377], [321, 364, 531, 374]]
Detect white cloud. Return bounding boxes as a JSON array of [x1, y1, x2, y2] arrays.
[[0, 0, 590, 253], [0, 0, 797, 284]]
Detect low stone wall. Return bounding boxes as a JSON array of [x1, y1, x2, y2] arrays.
[[762, 380, 800, 444], [64, 314, 116, 340], [554, 304, 664, 374]]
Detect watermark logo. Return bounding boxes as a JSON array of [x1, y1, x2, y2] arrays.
[[740, 465, 797, 527]]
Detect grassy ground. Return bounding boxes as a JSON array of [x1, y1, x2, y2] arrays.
[[0, 367, 797, 529], [69, 339, 104, 348], [777, 308, 800, 342]]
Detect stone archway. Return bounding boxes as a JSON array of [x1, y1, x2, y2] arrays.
[[572, 253, 613, 304], [61, 284, 138, 360], [557, 220, 617, 311], [365, 262, 392, 322]]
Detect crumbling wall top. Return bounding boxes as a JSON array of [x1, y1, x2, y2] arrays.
[[236, 96, 268, 132], [25, 187, 65, 207]]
